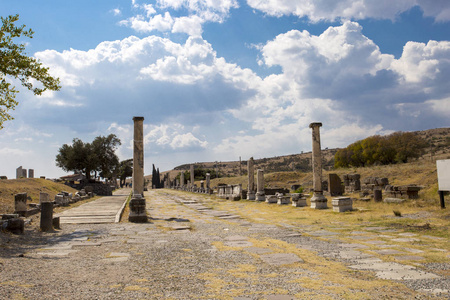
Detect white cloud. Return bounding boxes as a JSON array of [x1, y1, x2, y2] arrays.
[[121, 0, 238, 36], [111, 8, 121, 16], [390, 40, 450, 83], [121, 12, 174, 33], [247, 0, 450, 22]]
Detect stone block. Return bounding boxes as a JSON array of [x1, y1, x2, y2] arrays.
[[265, 195, 277, 203], [328, 173, 343, 196], [14, 193, 27, 216], [374, 189, 382, 202], [3, 218, 24, 234], [332, 197, 353, 212], [277, 196, 291, 205], [291, 193, 307, 207], [384, 198, 406, 204], [128, 197, 147, 223], [40, 202, 53, 232], [256, 191, 265, 201]]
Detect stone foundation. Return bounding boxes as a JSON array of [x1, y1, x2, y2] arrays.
[[332, 197, 353, 212]]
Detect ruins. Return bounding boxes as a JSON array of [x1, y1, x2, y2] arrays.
[[309, 122, 327, 209], [256, 169, 265, 201], [247, 157, 255, 200], [128, 116, 147, 223]]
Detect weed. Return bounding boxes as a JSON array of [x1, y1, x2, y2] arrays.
[[393, 210, 402, 217]]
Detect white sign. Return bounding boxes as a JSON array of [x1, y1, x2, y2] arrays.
[[437, 159, 450, 191]]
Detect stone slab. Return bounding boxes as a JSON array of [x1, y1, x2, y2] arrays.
[[372, 249, 404, 255], [391, 238, 420, 242], [245, 247, 272, 254], [259, 253, 303, 265], [224, 241, 253, 247], [394, 255, 425, 261]]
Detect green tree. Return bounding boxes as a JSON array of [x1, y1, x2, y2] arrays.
[[0, 14, 61, 129], [56, 134, 121, 180], [92, 134, 121, 180], [117, 159, 133, 187]]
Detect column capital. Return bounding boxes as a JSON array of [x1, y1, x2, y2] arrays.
[[133, 116, 144, 121], [309, 122, 322, 128]]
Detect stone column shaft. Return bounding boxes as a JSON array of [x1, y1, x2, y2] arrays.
[[256, 169, 265, 201], [247, 157, 255, 200], [129, 116, 147, 223], [180, 172, 185, 189], [190, 164, 194, 189], [309, 122, 327, 209], [132, 116, 144, 197]]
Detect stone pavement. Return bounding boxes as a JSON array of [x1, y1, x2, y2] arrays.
[[55, 188, 129, 224], [0, 189, 448, 299]]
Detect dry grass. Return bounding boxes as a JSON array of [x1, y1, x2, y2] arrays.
[[0, 178, 78, 214]]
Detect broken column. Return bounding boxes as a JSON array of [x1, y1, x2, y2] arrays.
[[309, 122, 327, 209], [206, 173, 211, 194], [247, 157, 255, 200], [256, 169, 265, 201], [129, 116, 147, 223], [190, 164, 195, 191], [16, 166, 23, 179], [14, 193, 27, 216], [28, 169, 34, 179], [180, 171, 185, 190], [40, 201, 53, 232]]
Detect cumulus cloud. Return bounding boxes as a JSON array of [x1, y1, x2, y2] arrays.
[[213, 20, 450, 157], [121, 0, 239, 36], [247, 0, 450, 22]]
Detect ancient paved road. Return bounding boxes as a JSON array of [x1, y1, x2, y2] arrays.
[[1, 189, 448, 299], [55, 188, 130, 224]]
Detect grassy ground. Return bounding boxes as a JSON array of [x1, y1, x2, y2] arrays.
[[208, 159, 443, 203], [0, 178, 79, 214]]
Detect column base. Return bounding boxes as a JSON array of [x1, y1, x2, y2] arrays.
[[310, 193, 328, 209], [256, 192, 265, 201], [128, 197, 147, 223], [247, 191, 255, 200]]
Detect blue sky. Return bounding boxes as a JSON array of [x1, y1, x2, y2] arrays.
[[1, 0, 449, 179]]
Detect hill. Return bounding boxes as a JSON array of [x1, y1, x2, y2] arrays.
[[158, 127, 449, 180], [0, 178, 78, 214]]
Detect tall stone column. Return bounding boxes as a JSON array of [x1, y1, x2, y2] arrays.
[[256, 169, 265, 201], [129, 116, 147, 222], [190, 164, 194, 190], [247, 157, 255, 200], [180, 171, 185, 189], [309, 122, 327, 209], [132, 117, 144, 197]]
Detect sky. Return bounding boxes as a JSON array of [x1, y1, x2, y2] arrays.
[[1, 0, 449, 179]]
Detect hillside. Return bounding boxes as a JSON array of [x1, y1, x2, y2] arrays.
[[158, 127, 449, 180], [0, 178, 78, 214]]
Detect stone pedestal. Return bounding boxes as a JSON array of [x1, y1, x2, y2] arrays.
[[277, 195, 291, 205], [265, 195, 277, 203], [247, 191, 255, 200], [309, 122, 327, 209], [332, 197, 353, 212], [291, 193, 307, 207], [128, 196, 147, 223], [14, 193, 27, 216], [374, 189, 382, 202], [40, 201, 54, 232]]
